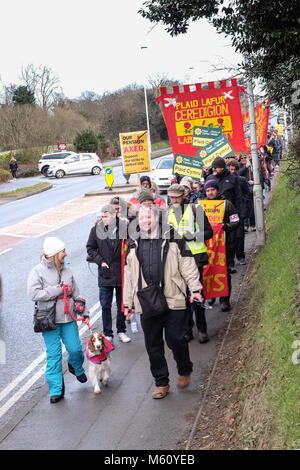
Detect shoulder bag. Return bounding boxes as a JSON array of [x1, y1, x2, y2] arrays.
[[136, 241, 169, 319]]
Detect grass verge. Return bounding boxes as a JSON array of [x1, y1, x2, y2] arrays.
[[0, 182, 51, 198], [232, 168, 300, 449]]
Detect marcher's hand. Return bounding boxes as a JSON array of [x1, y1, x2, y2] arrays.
[[101, 262, 109, 269], [189, 293, 203, 304], [248, 180, 254, 185], [82, 317, 90, 326], [124, 307, 132, 321]]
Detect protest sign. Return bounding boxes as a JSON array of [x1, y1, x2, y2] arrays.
[[196, 134, 234, 168], [198, 200, 225, 225], [173, 153, 204, 179], [192, 125, 222, 148], [120, 130, 151, 174], [202, 223, 228, 299], [243, 98, 271, 150], [155, 79, 246, 157]]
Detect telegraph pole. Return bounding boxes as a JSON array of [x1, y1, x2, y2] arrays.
[[245, 62, 266, 247]]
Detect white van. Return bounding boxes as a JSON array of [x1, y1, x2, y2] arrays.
[[38, 151, 76, 176]]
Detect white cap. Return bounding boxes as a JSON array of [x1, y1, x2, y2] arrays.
[[43, 237, 65, 257]]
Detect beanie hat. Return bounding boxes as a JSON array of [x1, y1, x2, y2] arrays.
[[180, 180, 191, 191], [204, 179, 219, 191], [212, 157, 226, 169], [139, 189, 154, 204], [43, 237, 65, 257], [140, 175, 151, 187]]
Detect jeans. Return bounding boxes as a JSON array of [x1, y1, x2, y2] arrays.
[[99, 286, 126, 337], [141, 309, 193, 387], [42, 322, 85, 397]]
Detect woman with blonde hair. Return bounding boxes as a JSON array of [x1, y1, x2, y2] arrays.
[[27, 237, 89, 404]]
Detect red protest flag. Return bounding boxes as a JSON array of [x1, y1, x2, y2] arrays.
[[243, 98, 271, 151], [202, 224, 228, 300], [155, 79, 246, 156], [121, 239, 128, 312]]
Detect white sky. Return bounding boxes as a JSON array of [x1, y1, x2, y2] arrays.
[[0, 0, 243, 99]]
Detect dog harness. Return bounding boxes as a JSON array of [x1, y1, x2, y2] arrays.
[[85, 338, 114, 364]]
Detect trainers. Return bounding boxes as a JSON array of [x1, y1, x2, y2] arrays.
[[118, 332, 131, 343], [238, 258, 247, 265], [105, 336, 113, 344], [152, 385, 169, 399]]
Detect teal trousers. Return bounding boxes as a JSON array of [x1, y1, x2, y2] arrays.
[[42, 322, 85, 397]]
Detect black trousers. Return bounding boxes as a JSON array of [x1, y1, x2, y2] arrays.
[[187, 265, 207, 334], [141, 309, 193, 387]]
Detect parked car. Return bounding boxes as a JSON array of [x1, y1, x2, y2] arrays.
[[46, 153, 103, 178], [38, 151, 76, 176], [151, 155, 174, 193]]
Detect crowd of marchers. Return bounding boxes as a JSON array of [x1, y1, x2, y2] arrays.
[[27, 131, 281, 403]]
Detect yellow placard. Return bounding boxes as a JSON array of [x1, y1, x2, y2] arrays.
[[120, 130, 151, 174], [198, 200, 225, 225], [276, 124, 283, 136]]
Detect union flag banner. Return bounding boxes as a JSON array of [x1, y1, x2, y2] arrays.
[[202, 223, 228, 300], [155, 79, 247, 157], [243, 98, 270, 151]]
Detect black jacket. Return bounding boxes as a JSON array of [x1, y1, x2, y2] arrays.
[[86, 220, 123, 287], [207, 168, 243, 216]]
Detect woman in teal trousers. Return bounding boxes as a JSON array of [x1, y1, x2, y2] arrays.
[[27, 237, 89, 404]]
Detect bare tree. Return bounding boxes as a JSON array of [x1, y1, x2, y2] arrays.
[[21, 64, 62, 109]]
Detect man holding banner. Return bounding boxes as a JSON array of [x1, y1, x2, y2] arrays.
[[167, 183, 213, 343], [203, 179, 240, 312]]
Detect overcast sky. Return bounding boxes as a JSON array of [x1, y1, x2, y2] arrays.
[[0, 0, 243, 99]]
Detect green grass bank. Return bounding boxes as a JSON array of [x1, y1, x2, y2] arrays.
[[233, 167, 300, 449]]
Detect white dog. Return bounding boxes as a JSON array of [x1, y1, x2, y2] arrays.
[[86, 332, 113, 394]]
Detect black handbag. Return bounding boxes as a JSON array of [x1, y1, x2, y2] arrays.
[[33, 302, 57, 333], [137, 241, 169, 319]]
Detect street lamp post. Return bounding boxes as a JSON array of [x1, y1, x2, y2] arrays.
[[245, 58, 266, 247], [141, 46, 152, 156]]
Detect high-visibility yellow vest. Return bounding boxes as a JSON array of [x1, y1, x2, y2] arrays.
[[168, 205, 207, 255]]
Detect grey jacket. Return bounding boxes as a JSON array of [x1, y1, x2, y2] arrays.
[[27, 257, 80, 324]]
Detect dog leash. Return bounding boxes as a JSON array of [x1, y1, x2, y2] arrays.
[[60, 283, 91, 329]]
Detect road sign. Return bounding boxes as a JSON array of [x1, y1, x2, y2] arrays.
[[105, 167, 114, 190]]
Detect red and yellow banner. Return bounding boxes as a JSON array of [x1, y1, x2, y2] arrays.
[[121, 239, 128, 312], [202, 224, 228, 299], [156, 79, 247, 157], [243, 98, 270, 150]]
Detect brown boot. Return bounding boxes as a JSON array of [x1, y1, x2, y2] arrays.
[[152, 384, 170, 399], [177, 375, 191, 389]]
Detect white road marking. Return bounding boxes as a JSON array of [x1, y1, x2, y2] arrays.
[[0, 249, 12, 256], [0, 301, 100, 418], [0, 233, 29, 238]]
